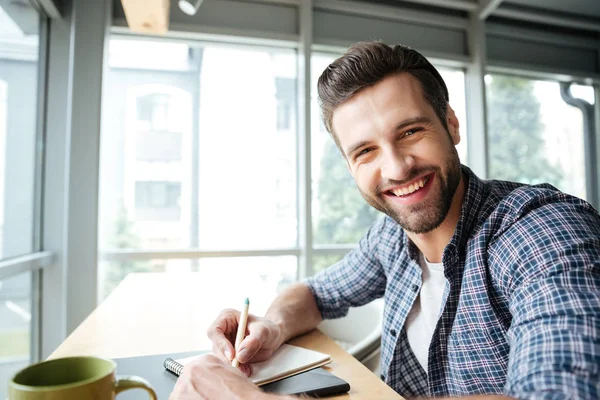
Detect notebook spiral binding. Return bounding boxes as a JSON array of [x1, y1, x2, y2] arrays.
[[164, 357, 184, 376]]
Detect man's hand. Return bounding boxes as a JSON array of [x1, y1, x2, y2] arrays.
[[207, 308, 284, 375], [168, 354, 290, 400]]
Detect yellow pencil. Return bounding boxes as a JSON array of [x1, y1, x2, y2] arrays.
[[232, 297, 250, 368]]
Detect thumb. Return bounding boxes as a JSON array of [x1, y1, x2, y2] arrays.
[[236, 335, 262, 364]]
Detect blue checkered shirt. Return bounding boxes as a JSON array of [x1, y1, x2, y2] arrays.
[[306, 166, 600, 399]]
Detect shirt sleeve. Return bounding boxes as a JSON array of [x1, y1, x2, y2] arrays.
[[490, 193, 600, 399], [304, 217, 388, 320]]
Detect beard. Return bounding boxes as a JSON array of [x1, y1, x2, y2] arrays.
[[358, 147, 461, 234]]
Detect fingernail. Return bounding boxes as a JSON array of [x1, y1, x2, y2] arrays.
[[225, 349, 233, 361], [237, 349, 249, 363]]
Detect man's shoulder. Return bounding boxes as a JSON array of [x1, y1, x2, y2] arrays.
[[481, 178, 593, 220], [474, 178, 599, 243]]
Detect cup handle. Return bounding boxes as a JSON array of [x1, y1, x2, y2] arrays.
[[114, 375, 158, 400]]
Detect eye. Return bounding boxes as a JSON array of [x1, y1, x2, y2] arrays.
[[356, 147, 373, 158], [404, 128, 422, 137]]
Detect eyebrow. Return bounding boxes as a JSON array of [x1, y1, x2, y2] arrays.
[[344, 116, 434, 158]]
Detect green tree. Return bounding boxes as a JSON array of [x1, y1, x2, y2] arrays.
[[102, 206, 151, 299], [313, 140, 381, 273], [487, 75, 563, 186]]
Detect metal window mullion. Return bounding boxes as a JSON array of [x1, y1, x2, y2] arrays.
[[478, 0, 504, 20], [486, 64, 600, 86], [99, 245, 361, 261], [0, 252, 54, 280], [31, 269, 42, 362], [30, 0, 62, 19], [492, 5, 600, 33], [386, 0, 476, 11], [99, 248, 302, 262], [559, 83, 598, 208], [297, 0, 313, 280], [596, 84, 600, 210], [111, 23, 301, 48], [313, 246, 356, 256], [31, 11, 51, 363], [465, 13, 488, 178], [313, 0, 468, 30]]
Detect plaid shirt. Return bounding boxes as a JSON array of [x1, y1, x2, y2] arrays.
[[306, 166, 600, 399]]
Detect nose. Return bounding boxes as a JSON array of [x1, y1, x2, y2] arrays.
[[380, 147, 414, 182]]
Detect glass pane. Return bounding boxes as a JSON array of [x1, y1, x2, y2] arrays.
[[312, 253, 346, 275], [98, 256, 297, 305], [99, 40, 298, 259], [486, 75, 587, 200], [311, 54, 467, 245], [439, 68, 468, 163], [0, 6, 40, 259], [0, 272, 32, 400]]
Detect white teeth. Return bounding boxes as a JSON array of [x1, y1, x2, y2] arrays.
[[391, 177, 428, 197]]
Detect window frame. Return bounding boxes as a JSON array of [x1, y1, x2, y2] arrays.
[[0, 8, 51, 371]]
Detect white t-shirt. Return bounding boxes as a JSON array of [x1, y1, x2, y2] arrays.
[[405, 252, 447, 373]]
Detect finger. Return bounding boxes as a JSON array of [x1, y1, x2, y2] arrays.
[[245, 347, 275, 363], [212, 335, 235, 361], [212, 342, 233, 362], [207, 309, 240, 338], [238, 363, 252, 377], [207, 309, 239, 360], [236, 335, 264, 364]]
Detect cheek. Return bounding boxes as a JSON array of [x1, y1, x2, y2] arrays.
[[353, 164, 379, 191], [415, 137, 450, 160]]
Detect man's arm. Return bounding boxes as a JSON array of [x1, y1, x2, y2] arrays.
[[489, 194, 600, 398], [264, 282, 323, 344]]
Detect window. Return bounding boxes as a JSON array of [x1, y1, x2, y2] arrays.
[[0, 11, 39, 259], [0, 272, 32, 369], [136, 131, 183, 162], [134, 92, 184, 162], [486, 74, 591, 200], [0, 4, 42, 398], [134, 181, 181, 221], [275, 77, 295, 131], [99, 39, 297, 300]]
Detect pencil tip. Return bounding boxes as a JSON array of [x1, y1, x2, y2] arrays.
[[244, 297, 249, 305]]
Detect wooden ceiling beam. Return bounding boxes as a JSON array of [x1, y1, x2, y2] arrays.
[[120, 0, 170, 34]]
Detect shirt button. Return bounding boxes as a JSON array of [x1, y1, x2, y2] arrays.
[[411, 284, 419, 292], [380, 374, 386, 381], [390, 329, 397, 337]]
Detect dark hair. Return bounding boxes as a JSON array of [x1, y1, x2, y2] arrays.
[[317, 42, 449, 150]]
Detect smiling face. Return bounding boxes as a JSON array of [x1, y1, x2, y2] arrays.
[[332, 72, 462, 234]]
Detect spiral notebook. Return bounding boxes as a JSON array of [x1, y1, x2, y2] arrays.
[[164, 344, 332, 386], [114, 350, 349, 399]]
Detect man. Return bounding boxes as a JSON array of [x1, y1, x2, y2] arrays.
[[170, 42, 600, 400]]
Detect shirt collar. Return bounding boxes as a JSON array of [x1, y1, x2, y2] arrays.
[[443, 165, 485, 268]]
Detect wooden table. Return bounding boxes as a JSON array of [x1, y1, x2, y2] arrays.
[[51, 273, 402, 399]]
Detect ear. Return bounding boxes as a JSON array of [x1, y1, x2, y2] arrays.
[[446, 103, 461, 146]]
